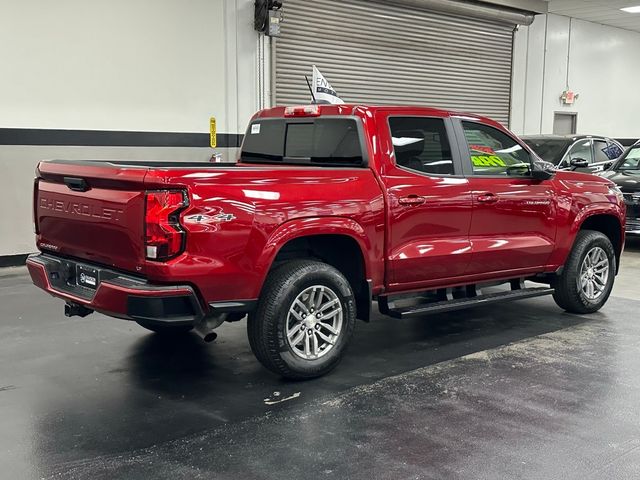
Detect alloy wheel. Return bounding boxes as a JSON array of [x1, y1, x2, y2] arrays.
[[578, 246, 610, 301], [285, 285, 343, 360]]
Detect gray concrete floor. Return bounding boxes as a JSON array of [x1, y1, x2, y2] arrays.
[[1, 238, 640, 479]]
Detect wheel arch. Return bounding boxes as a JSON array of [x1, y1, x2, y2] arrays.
[[574, 210, 624, 272], [255, 218, 373, 321]]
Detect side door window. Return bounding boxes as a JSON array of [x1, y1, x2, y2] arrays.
[[566, 139, 593, 164], [389, 117, 454, 175], [460, 121, 532, 176]]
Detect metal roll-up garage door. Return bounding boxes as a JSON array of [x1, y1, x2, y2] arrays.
[[275, 0, 517, 126]]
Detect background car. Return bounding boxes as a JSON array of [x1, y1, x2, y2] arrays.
[[599, 141, 640, 235], [521, 135, 624, 173]]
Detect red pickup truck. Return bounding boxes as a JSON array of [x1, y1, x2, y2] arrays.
[[27, 104, 626, 379]]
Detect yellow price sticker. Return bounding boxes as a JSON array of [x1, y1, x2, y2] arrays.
[[209, 117, 217, 148], [471, 155, 506, 167]]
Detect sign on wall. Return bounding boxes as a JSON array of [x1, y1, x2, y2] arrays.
[[210, 117, 217, 148]]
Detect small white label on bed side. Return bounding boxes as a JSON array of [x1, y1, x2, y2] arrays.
[[251, 124, 261, 134]]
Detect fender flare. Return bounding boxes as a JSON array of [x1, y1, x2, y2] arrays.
[[252, 216, 372, 297], [549, 202, 625, 269], [569, 202, 624, 237]]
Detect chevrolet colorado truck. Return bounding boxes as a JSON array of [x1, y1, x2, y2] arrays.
[[27, 104, 626, 379]]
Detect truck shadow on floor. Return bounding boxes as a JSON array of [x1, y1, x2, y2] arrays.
[[126, 296, 592, 399]]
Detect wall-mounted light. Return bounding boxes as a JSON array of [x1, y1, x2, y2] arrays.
[[620, 6, 640, 13], [255, 0, 284, 37]]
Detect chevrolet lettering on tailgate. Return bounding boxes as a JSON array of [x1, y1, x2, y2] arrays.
[[39, 196, 124, 222]]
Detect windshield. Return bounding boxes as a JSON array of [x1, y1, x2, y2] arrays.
[[240, 118, 365, 167], [618, 147, 640, 170], [522, 138, 571, 164]]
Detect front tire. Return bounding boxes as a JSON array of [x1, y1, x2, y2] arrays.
[[247, 260, 356, 380], [552, 230, 616, 314]]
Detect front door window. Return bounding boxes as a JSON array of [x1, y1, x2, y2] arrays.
[[461, 121, 532, 176]]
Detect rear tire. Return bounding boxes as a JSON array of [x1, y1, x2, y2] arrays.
[[135, 320, 193, 335], [552, 230, 616, 314], [247, 260, 356, 380]]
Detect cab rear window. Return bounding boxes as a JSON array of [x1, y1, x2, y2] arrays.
[[241, 118, 365, 167]]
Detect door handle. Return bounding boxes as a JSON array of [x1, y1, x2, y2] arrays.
[[63, 176, 89, 192], [477, 192, 498, 203], [398, 195, 426, 206]]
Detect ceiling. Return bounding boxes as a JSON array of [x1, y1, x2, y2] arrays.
[[546, 0, 640, 33]]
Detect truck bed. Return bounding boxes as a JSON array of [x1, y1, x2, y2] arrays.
[[34, 158, 385, 301]]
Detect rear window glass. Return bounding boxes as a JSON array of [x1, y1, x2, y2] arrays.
[[388, 117, 454, 175], [241, 118, 364, 167]]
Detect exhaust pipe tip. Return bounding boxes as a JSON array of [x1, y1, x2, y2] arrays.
[[194, 314, 226, 343], [65, 302, 93, 318], [201, 331, 218, 343], [194, 324, 219, 343], [193, 313, 227, 343]]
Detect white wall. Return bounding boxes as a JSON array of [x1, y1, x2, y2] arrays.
[[0, 0, 259, 134], [0, 0, 260, 258], [511, 13, 640, 138]]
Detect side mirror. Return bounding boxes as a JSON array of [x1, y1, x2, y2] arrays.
[[604, 161, 613, 170], [570, 158, 589, 169], [531, 160, 555, 180]]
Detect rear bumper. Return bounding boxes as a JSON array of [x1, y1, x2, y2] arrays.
[[26, 254, 205, 325]]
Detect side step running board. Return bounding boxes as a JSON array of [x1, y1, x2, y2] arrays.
[[379, 287, 554, 319]]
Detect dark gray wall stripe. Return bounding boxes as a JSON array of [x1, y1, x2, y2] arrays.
[[0, 254, 29, 268], [0, 129, 244, 148], [617, 138, 639, 147]]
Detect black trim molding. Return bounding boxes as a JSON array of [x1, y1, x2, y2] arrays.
[[0, 128, 244, 148], [208, 300, 258, 313], [0, 254, 29, 268]]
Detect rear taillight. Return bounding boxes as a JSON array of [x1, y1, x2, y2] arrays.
[[144, 190, 188, 261]]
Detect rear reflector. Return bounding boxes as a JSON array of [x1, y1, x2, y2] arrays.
[[144, 190, 188, 261], [284, 105, 321, 117], [33, 178, 40, 234]]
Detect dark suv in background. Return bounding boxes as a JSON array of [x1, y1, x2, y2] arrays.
[[522, 135, 623, 173], [600, 141, 640, 235]]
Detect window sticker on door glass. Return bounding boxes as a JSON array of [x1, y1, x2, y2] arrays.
[[602, 144, 622, 160], [251, 123, 261, 134], [471, 155, 507, 167], [470, 145, 496, 155]]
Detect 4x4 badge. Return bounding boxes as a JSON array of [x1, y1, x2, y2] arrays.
[[185, 212, 236, 224], [214, 213, 235, 222]]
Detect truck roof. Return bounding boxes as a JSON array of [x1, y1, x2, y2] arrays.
[[252, 104, 502, 129]]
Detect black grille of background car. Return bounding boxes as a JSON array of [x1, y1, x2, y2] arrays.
[[623, 194, 640, 229], [627, 218, 640, 232]]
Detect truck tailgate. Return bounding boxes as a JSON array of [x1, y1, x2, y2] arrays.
[[36, 161, 148, 274]]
